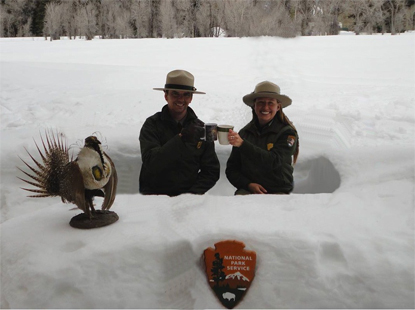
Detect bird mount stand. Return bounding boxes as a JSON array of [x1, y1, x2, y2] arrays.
[[69, 210, 119, 229]]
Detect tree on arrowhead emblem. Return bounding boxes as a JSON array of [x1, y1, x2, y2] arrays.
[[211, 253, 226, 287]]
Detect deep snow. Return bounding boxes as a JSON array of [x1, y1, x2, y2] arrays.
[[0, 33, 414, 309]]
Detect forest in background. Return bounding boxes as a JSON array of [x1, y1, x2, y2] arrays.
[[1, 0, 415, 40]]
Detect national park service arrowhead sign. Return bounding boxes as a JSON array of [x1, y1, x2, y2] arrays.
[[203, 240, 256, 309]]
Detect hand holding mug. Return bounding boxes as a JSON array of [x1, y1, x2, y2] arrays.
[[228, 129, 243, 147], [181, 120, 205, 143]]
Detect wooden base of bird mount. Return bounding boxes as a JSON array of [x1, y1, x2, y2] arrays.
[[69, 210, 119, 229]]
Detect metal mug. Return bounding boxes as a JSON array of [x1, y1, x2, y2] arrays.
[[203, 123, 218, 142]]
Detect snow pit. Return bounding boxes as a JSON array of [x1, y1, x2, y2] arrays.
[[293, 156, 341, 194]]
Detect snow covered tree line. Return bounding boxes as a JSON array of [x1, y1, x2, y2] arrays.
[[1, 0, 414, 39]]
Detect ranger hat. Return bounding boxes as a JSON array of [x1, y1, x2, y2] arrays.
[[153, 69, 205, 94], [243, 81, 292, 108]]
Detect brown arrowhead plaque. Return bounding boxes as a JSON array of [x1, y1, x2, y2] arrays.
[[203, 240, 256, 309]]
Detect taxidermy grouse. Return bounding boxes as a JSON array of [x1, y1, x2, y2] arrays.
[[18, 132, 117, 218]]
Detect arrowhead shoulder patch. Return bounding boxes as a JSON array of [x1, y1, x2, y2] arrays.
[[287, 135, 296, 147], [203, 240, 256, 309]]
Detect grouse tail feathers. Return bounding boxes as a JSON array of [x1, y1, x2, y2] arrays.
[[18, 131, 71, 198]]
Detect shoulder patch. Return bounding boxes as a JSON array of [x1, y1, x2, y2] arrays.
[[197, 141, 203, 149], [267, 143, 274, 151], [287, 135, 296, 147]]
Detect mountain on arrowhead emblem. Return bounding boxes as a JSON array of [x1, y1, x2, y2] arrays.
[[225, 271, 250, 282]]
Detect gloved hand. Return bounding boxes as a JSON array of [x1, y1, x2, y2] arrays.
[[181, 119, 205, 143]]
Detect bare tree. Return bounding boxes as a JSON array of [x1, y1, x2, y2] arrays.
[[313, 0, 344, 35], [131, 0, 151, 38], [44, 2, 64, 41], [251, 0, 296, 37], [344, 0, 369, 35], [149, 0, 162, 37], [100, 1, 133, 39], [274, 1, 298, 37], [384, 0, 406, 34], [194, 0, 213, 36], [159, 0, 177, 38], [115, 10, 134, 38], [174, 0, 194, 37], [1, 0, 34, 37], [1, 9, 15, 37], [74, 2, 97, 40], [61, 0, 78, 39], [222, 0, 253, 37], [2, 0, 414, 39], [292, 0, 317, 36], [403, 3, 415, 30], [194, 0, 226, 37], [363, 0, 385, 34], [0, 8, 5, 37], [20, 16, 32, 36]]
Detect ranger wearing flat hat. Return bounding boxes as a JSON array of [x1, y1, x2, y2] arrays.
[[139, 70, 219, 196], [226, 81, 299, 195]]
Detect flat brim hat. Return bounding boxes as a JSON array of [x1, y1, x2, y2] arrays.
[[153, 69, 205, 94], [243, 81, 292, 108]]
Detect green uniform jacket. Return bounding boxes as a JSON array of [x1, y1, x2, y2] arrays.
[[226, 116, 298, 194], [139, 105, 220, 196]]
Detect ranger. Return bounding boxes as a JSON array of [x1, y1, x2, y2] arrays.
[[226, 81, 299, 195], [139, 70, 220, 196]]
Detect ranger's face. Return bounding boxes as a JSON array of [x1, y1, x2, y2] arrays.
[[254, 97, 280, 126], [165, 90, 193, 120]]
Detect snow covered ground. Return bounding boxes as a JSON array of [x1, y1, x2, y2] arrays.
[[1, 33, 414, 309]]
